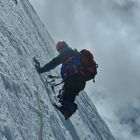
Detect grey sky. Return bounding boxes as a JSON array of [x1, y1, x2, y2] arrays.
[[29, 0, 140, 139]]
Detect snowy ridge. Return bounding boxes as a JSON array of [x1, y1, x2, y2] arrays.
[[0, 0, 115, 140]]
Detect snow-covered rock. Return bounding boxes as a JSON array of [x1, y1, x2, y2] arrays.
[[0, 0, 115, 140]]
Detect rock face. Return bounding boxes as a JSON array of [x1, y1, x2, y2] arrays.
[[0, 0, 115, 140]]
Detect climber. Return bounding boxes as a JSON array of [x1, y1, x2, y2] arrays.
[[34, 41, 97, 119]]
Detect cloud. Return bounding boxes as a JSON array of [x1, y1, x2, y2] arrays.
[[29, 0, 140, 139]]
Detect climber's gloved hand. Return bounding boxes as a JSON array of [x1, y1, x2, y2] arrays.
[[35, 63, 42, 73], [33, 57, 42, 73]]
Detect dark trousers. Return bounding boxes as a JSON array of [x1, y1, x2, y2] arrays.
[[61, 74, 86, 103]]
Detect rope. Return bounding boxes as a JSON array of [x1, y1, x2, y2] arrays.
[[32, 65, 43, 140]]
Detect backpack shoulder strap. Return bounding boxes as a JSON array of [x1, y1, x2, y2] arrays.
[[74, 49, 80, 55]]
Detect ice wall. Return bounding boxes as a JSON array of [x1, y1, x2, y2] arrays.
[[0, 0, 115, 140]]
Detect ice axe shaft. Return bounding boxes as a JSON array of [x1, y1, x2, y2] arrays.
[[47, 74, 61, 79]]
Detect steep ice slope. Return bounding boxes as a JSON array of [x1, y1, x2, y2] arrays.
[[0, 0, 115, 140]]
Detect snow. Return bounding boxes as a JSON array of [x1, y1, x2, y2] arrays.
[[0, 0, 115, 140]]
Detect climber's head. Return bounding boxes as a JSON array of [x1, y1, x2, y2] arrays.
[[56, 41, 69, 53]]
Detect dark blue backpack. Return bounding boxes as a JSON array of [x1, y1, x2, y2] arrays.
[[61, 54, 81, 80]]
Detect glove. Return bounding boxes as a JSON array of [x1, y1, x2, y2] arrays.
[[33, 57, 42, 73], [35, 63, 42, 73]]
